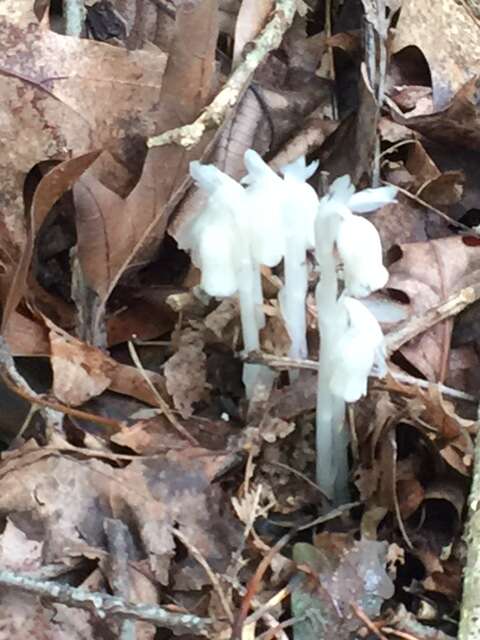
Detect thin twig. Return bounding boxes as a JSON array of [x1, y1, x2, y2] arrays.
[[243, 586, 290, 627], [0, 338, 123, 431], [0, 569, 211, 635], [351, 603, 388, 640], [256, 615, 299, 640], [383, 181, 480, 236], [147, 0, 298, 149], [172, 528, 234, 624], [232, 531, 294, 639], [268, 461, 327, 495], [385, 285, 480, 354], [244, 351, 477, 404], [127, 341, 198, 445]]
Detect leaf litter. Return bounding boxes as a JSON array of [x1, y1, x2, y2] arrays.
[[0, 0, 479, 638]]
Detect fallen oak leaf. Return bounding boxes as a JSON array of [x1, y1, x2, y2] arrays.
[[44, 317, 170, 408], [387, 236, 480, 381], [390, 76, 480, 151], [0, 0, 167, 247], [393, 0, 480, 109], [1, 151, 101, 335], [72, 0, 219, 337], [0, 442, 240, 589], [164, 327, 207, 418]]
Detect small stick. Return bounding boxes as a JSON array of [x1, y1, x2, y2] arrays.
[[383, 181, 480, 236], [244, 351, 477, 404], [0, 569, 210, 635], [147, 0, 298, 149], [0, 338, 123, 431], [232, 530, 294, 639], [172, 528, 234, 624], [385, 285, 480, 354], [127, 341, 199, 445], [351, 603, 388, 640]]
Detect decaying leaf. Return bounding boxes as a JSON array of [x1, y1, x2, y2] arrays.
[[387, 236, 480, 380], [165, 327, 207, 418], [291, 537, 394, 639], [0, 442, 240, 587], [392, 77, 480, 150], [0, 0, 167, 244], [73, 0, 219, 333], [45, 318, 168, 407], [393, 0, 480, 109]]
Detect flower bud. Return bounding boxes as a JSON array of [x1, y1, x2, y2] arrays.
[[329, 296, 385, 402], [336, 214, 388, 297]]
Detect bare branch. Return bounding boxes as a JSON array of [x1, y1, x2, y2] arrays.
[[147, 0, 298, 149], [0, 569, 211, 635]]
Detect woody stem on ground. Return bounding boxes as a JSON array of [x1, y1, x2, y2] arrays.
[[147, 0, 299, 150], [458, 406, 480, 640]]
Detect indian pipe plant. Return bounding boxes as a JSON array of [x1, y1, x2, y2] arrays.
[[180, 151, 397, 505]]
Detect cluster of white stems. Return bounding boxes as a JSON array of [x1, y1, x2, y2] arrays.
[[179, 151, 397, 504]]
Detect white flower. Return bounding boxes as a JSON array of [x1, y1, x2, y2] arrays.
[[348, 185, 397, 213], [329, 296, 385, 402], [193, 216, 238, 296], [178, 161, 248, 297], [336, 213, 389, 297], [280, 156, 319, 248], [242, 150, 286, 267]]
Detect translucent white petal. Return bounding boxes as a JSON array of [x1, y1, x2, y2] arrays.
[[197, 222, 238, 297], [329, 297, 385, 402], [329, 175, 355, 204], [336, 214, 387, 296], [348, 185, 397, 213], [281, 156, 319, 181]]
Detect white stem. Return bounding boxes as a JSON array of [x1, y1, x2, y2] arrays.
[[315, 215, 349, 504], [64, 0, 86, 36], [237, 250, 273, 398], [253, 261, 266, 331], [280, 241, 308, 360]]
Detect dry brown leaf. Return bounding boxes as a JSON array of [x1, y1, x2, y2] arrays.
[[73, 0, 219, 327], [392, 77, 480, 151], [0, 518, 43, 572], [3, 311, 50, 356], [0, 591, 99, 640], [110, 417, 185, 454], [292, 537, 394, 637], [370, 195, 428, 252], [44, 318, 168, 407], [233, 0, 274, 65], [0, 444, 240, 588], [164, 328, 207, 418], [49, 326, 114, 406], [0, 152, 100, 336], [387, 236, 480, 380], [0, 1, 167, 245], [393, 0, 480, 109]]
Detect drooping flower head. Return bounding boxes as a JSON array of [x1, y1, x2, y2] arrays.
[[178, 162, 248, 297], [329, 296, 386, 402]]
